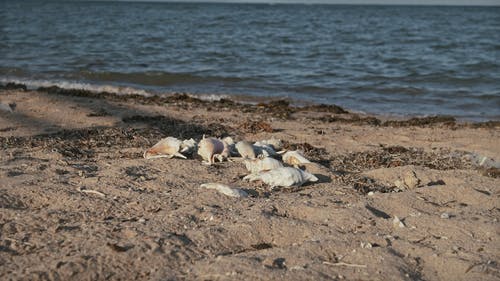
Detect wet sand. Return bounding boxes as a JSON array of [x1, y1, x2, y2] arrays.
[[1, 84, 499, 280]]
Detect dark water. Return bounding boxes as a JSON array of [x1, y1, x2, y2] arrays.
[[1, 1, 500, 121]]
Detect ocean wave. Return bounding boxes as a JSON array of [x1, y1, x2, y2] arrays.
[[0, 77, 151, 96], [0, 77, 238, 104]]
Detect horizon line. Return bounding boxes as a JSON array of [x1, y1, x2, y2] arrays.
[[78, 0, 500, 7]]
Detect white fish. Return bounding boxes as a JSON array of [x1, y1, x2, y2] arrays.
[[200, 183, 248, 198], [244, 167, 318, 189], [236, 141, 256, 159], [222, 136, 235, 146], [253, 142, 278, 157], [282, 150, 311, 166], [144, 137, 187, 159], [180, 138, 197, 154], [217, 139, 231, 162], [258, 138, 283, 151], [222, 136, 238, 156], [197, 136, 229, 165], [244, 157, 283, 174]]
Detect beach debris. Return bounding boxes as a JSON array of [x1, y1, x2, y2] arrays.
[[197, 136, 230, 165], [241, 120, 274, 133], [360, 242, 373, 249], [403, 170, 420, 189], [465, 153, 500, 168], [222, 136, 237, 156], [200, 183, 248, 198], [272, 258, 287, 269], [258, 137, 283, 151], [253, 142, 279, 157], [394, 179, 406, 190], [440, 213, 450, 219], [180, 138, 197, 154], [77, 186, 106, 198], [0, 102, 15, 113], [282, 150, 312, 166], [144, 137, 188, 159], [322, 261, 367, 268], [392, 216, 405, 228], [235, 140, 257, 159], [107, 242, 134, 252], [427, 179, 446, 186], [222, 136, 235, 146], [365, 205, 392, 219], [243, 167, 318, 188], [393, 170, 421, 190], [301, 162, 330, 177], [244, 157, 283, 174], [365, 204, 392, 219]]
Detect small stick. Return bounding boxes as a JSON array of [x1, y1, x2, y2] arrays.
[[323, 261, 367, 268], [77, 187, 106, 197]]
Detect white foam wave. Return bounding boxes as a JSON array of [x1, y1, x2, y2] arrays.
[[0, 77, 152, 97], [196, 93, 231, 102], [1, 77, 239, 103]]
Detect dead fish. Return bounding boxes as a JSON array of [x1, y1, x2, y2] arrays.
[[244, 167, 318, 189], [244, 157, 283, 174], [222, 136, 237, 156], [283, 150, 311, 166], [236, 141, 256, 159], [144, 137, 187, 159], [0, 102, 15, 113], [257, 138, 283, 151], [222, 136, 235, 146], [200, 183, 248, 198], [253, 142, 278, 157], [197, 136, 230, 165], [180, 138, 197, 154]]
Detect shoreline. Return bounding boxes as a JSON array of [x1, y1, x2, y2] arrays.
[[2, 82, 500, 127], [1, 84, 499, 280], [2, 81, 499, 124]]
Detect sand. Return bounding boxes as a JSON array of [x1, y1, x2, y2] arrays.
[[0, 85, 499, 280]]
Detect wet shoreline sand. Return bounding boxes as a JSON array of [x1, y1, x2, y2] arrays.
[[1, 84, 499, 280]]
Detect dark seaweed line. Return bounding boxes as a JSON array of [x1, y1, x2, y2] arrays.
[[3, 82, 499, 126]]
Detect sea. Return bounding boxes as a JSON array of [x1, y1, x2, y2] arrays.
[[1, 1, 499, 121]]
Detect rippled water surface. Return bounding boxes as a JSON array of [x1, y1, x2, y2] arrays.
[[1, 1, 499, 120]]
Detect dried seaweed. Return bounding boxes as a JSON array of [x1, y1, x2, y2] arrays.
[[0, 82, 27, 91], [240, 120, 274, 133]]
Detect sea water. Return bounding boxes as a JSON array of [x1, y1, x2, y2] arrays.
[[1, 1, 499, 120]]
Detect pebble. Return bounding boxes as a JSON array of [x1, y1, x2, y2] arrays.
[[272, 258, 287, 269], [289, 266, 304, 271], [360, 242, 372, 249], [440, 213, 450, 219], [394, 180, 406, 189], [393, 216, 405, 228], [403, 170, 420, 189]]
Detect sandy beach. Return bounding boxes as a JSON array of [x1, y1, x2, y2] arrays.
[[0, 84, 499, 280]]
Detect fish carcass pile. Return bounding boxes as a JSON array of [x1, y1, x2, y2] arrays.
[[143, 135, 323, 197]]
